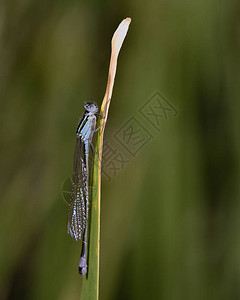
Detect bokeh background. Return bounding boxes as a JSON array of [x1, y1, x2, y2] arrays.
[[0, 0, 240, 299]]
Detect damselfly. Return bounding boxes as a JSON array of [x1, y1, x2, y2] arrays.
[[67, 102, 104, 276]]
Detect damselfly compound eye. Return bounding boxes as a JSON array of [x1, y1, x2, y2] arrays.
[[84, 102, 98, 113]]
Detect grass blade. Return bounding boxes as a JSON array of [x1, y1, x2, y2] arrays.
[[80, 18, 131, 300]]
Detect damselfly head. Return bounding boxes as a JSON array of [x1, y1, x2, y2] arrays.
[[84, 102, 98, 113]]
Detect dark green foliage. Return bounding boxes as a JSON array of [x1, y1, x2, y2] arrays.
[[0, 1, 239, 299]]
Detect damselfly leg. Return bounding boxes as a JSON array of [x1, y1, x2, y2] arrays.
[[88, 99, 110, 161]]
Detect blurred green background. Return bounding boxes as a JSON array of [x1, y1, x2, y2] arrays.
[[0, 0, 240, 299]]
